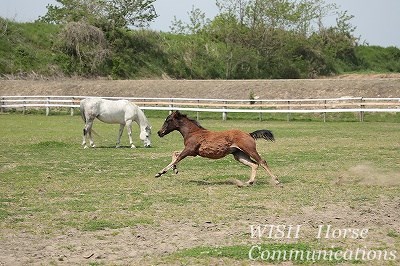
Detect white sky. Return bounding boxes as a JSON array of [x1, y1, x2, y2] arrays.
[[0, 0, 399, 47]]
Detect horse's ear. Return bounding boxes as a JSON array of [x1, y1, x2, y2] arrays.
[[174, 110, 182, 117]]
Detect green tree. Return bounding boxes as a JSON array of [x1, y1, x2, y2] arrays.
[[170, 6, 209, 34], [39, 0, 158, 29], [55, 21, 109, 75]]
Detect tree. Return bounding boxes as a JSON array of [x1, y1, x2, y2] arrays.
[[55, 21, 109, 75], [170, 6, 209, 34], [39, 0, 158, 29]]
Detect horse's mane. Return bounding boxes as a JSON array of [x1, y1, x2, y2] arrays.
[[181, 113, 206, 129]]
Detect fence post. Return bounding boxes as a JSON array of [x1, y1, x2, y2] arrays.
[[70, 97, 75, 116], [197, 100, 200, 120], [23, 97, 26, 115], [46, 97, 50, 116], [287, 101, 291, 122], [360, 97, 364, 122], [222, 101, 227, 121], [323, 100, 327, 122], [168, 99, 173, 115], [1, 97, 4, 113]]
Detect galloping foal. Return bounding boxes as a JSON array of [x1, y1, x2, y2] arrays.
[[155, 111, 280, 186]]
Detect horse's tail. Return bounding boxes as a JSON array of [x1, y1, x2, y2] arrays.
[[250, 129, 275, 142], [79, 100, 86, 124], [80, 100, 100, 137]]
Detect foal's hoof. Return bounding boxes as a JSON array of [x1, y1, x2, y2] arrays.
[[172, 166, 178, 174], [155, 173, 162, 178], [245, 181, 254, 186]]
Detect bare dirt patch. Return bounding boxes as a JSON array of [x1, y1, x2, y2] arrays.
[[340, 162, 400, 186], [1, 197, 399, 265], [1, 74, 400, 99]]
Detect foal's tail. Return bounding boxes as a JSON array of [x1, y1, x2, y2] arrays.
[[250, 129, 275, 142]]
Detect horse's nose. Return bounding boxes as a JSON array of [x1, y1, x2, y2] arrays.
[[157, 130, 164, 137]]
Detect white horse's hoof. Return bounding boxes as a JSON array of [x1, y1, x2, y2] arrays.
[[131, 145, 136, 149], [116, 145, 120, 148], [91, 144, 96, 148], [83, 145, 89, 149]]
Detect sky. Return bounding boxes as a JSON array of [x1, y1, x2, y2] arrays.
[[0, 0, 399, 47]]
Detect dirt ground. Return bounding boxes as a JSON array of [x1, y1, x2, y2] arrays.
[[1, 73, 400, 99], [1, 196, 399, 265]]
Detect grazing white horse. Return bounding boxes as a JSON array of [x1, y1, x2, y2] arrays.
[[80, 98, 151, 149]]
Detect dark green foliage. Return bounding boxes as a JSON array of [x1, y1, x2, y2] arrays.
[[108, 29, 168, 78], [355, 46, 400, 72]]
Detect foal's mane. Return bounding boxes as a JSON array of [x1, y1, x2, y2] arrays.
[[180, 113, 206, 129]]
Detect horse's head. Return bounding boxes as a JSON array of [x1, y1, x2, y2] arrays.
[[140, 125, 152, 148], [158, 111, 182, 137]]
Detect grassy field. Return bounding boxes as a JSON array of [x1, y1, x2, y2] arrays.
[[0, 113, 399, 265]]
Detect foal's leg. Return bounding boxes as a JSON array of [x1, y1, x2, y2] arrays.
[[171, 151, 180, 174], [126, 120, 135, 148], [247, 150, 280, 185], [116, 124, 124, 148], [155, 149, 192, 177], [233, 151, 259, 185]]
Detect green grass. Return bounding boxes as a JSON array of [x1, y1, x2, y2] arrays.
[[0, 113, 399, 264]]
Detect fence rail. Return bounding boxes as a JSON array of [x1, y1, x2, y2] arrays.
[[1, 95, 400, 121]]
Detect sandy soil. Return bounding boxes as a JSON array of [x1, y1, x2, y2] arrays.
[[1, 74, 400, 99], [1, 195, 398, 265]]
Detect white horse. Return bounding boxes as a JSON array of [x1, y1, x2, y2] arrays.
[[80, 98, 151, 149]]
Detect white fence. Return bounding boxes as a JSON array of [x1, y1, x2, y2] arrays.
[[1, 95, 400, 121]]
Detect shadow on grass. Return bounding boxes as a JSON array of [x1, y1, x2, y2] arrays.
[[94, 145, 153, 149], [187, 178, 271, 187]]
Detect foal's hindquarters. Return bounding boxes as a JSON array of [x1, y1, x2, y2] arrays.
[[231, 147, 280, 186], [227, 131, 280, 186]]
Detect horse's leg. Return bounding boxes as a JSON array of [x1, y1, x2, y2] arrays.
[[88, 121, 95, 148], [82, 126, 87, 149], [233, 150, 259, 185], [116, 124, 124, 148], [171, 151, 180, 174], [126, 120, 135, 148], [155, 149, 191, 177], [83, 118, 95, 148], [247, 149, 280, 186]]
